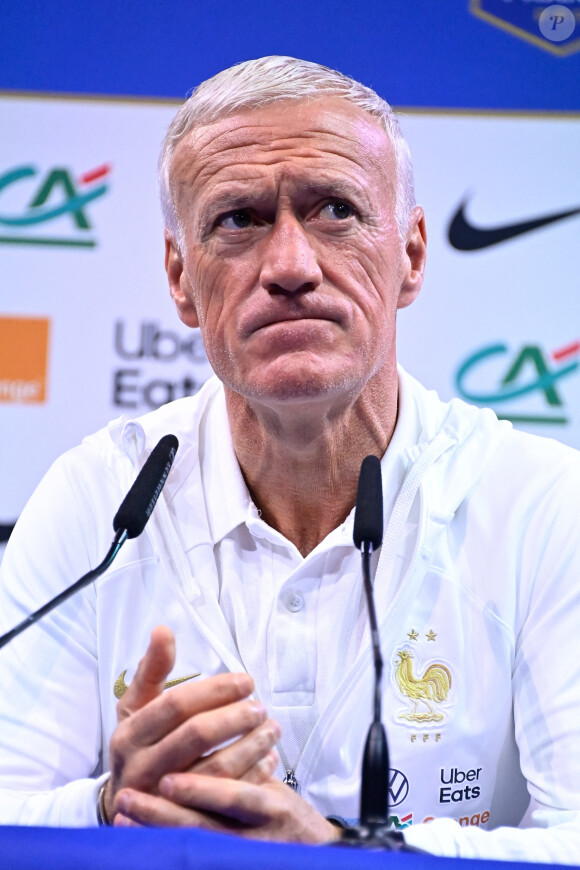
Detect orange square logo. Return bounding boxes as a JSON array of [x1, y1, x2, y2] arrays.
[[0, 317, 50, 403]]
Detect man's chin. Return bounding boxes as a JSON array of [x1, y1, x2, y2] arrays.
[[224, 370, 362, 407]]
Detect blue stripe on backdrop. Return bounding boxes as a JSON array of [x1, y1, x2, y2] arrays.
[[0, 0, 578, 110]]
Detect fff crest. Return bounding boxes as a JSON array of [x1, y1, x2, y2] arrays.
[[394, 648, 453, 723]]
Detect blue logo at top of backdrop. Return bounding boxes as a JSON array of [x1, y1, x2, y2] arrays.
[[470, 1, 580, 56], [0, 164, 111, 248], [455, 340, 580, 425]]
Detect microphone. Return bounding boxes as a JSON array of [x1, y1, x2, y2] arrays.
[[113, 434, 178, 538], [339, 455, 422, 851], [0, 434, 179, 651], [353, 455, 383, 551]]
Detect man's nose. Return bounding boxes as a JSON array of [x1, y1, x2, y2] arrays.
[[259, 215, 323, 294]]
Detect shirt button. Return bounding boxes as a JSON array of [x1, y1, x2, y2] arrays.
[[285, 592, 304, 612]]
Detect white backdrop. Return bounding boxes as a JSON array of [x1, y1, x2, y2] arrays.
[[1, 95, 579, 560]]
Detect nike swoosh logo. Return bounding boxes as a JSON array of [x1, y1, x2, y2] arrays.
[[113, 669, 201, 700], [448, 198, 580, 251]]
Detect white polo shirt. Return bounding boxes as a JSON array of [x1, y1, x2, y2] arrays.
[[189, 389, 419, 779]]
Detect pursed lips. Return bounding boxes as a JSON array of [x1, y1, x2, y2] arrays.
[[242, 301, 347, 337]]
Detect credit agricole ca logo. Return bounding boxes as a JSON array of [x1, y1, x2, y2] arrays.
[[455, 340, 580, 425], [0, 163, 111, 247]]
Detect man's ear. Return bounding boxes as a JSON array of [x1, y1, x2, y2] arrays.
[[397, 206, 427, 310], [165, 231, 200, 328]]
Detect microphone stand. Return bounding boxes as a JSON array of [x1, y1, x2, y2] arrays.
[[0, 434, 179, 652], [336, 456, 423, 851], [339, 538, 409, 849], [0, 529, 127, 651]]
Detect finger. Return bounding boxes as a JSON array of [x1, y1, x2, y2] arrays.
[[114, 787, 239, 832], [122, 672, 256, 747], [124, 697, 268, 786], [113, 813, 144, 828], [159, 773, 269, 827], [240, 749, 280, 785], [117, 626, 176, 720], [193, 719, 281, 781], [158, 775, 338, 844]]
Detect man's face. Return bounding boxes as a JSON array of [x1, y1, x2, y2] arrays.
[[166, 97, 425, 408]]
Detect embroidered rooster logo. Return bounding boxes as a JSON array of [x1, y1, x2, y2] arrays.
[[394, 649, 452, 723]]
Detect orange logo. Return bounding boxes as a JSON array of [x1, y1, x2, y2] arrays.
[[0, 317, 50, 403]]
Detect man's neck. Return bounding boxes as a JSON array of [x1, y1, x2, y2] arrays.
[[224, 370, 399, 557]]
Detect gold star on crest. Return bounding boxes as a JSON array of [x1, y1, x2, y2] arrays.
[[407, 629, 419, 641], [425, 630, 437, 641]]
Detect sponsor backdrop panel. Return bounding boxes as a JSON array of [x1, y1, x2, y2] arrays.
[[1, 103, 578, 560], [397, 112, 580, 445], [0, 95, 214, 559]]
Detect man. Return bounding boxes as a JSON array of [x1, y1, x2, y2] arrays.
[[1, 56, 579, 862]]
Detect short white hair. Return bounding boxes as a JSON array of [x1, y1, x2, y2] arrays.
[[159, 56, 416, 244]]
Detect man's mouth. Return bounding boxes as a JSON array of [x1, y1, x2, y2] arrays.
[[243, 302, 344, 337]]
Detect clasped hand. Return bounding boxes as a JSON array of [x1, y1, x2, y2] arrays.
[[104, 626, 339, 844]]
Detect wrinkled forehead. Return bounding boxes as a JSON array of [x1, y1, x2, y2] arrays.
[[169, 97, 397, 200]]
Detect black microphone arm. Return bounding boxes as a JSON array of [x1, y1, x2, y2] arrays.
[[0, 434, 179, 651], [354, 455, 388, 831], [339, 455, 423, 851]]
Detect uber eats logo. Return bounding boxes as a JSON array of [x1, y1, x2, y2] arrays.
[[0, 163, 111, 247], [112, 320, 213, 410], [455, 340, 579, 426], [439, 766, 482, 804]]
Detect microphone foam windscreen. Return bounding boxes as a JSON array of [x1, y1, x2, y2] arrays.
[[353, 454, 383, 550], [113, 434, 179, 539]]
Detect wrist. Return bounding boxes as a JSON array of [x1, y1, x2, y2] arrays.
[[96, 778, 112, 826]]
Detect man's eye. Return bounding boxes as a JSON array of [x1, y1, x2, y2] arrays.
[[218, 209, 254, 229], [319, 201, 355, 221]]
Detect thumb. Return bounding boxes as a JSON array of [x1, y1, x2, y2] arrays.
[[116, 625, 176, 721]]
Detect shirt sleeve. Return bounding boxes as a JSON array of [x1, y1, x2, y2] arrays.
[[403, 810, 580, 863], [405, 451, 580, 864], [0, 446, 112, 826]]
